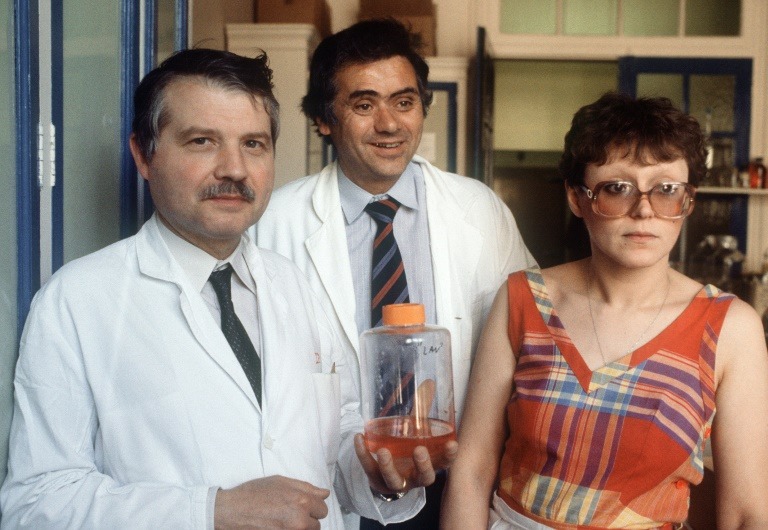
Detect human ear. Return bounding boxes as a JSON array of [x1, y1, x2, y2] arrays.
[[129, 135, 151, 181], [317, 119, 332, 137], [566, 182, 585, 218]]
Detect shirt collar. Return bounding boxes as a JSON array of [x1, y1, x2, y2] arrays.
[[156, 218, 254, 294], [337, 161, 421, 225]]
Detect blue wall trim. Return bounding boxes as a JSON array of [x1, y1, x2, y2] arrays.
[[51, 0, 64, 272], [175, 0, 188, 51], [15, 0, 40, 334], [144, 0, 157, 74], [141, 0, 157, 223], [119, 0, 140, 238]]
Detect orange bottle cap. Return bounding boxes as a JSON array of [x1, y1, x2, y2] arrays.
[[382, 303, 426, 326]]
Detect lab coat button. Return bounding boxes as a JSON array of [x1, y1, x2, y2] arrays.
[[263, 435, 273, 450]]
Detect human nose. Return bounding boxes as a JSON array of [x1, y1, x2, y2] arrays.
[[630, 190, 655, 218], [373, 104, 398, 133], [214, 144, 247, 181]]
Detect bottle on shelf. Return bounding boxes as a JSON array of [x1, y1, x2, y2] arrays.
[[748, 157, 766, 189], [701, 109, 716, 187]]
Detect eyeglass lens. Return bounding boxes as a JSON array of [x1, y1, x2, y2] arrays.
[[594, 182, 691, 218]]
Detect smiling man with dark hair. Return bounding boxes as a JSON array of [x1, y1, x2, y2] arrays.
[[257, 19, 536, 530]]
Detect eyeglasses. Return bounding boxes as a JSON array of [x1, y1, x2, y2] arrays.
[[578, 180, 696, 219]]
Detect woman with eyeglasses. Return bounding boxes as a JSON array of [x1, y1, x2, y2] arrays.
[[441, 92, 768, 530]]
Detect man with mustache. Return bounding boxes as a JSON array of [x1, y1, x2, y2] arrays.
[[0, 49, 448, 529], [256, 19, 535, 530]]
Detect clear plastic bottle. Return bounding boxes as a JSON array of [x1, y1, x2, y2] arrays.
[[360, 303, 455, 476]]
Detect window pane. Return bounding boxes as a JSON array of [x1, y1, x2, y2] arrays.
[[564, 0, 617, 36], [689, 74, 735, 133], [0, 0, 18, 487], [636, 73, 684, 110], [686, 0, 740, 36], [63, 0, 122, 262], [623, 0, 679, 36], [500, 0, 556, 35]]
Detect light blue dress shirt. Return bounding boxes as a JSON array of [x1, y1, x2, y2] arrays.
[[337, 162, 437, 335]]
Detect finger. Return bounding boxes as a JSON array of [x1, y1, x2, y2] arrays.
[[443, 440, 459, 466], [307, 495, 330, 520], [355, 434, 391, 492], [307, 486, 331, 500], [411, 445, 436, 487], [286, 477, 332, 499], [354, 433, 379, 475], [375, 447, 407, 492]]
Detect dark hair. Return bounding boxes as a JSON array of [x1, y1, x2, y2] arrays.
[[559, 92, 707, 187], [301, 18, 433, 127], [132, 48, 279, 161]]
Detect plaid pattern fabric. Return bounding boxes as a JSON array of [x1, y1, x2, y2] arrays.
[[497, 269, 734, 529]]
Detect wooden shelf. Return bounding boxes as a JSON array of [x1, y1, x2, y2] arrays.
[[697, 186, 768, 195]]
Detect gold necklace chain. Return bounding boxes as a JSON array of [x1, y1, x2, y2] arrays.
[[587, 271, 671, 367]]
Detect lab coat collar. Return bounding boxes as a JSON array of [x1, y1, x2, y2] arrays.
[[307, 163, 362, 352], [135, 215, 268, 411]]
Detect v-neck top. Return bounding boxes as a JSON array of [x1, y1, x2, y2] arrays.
[[496, 269, 734, 529]]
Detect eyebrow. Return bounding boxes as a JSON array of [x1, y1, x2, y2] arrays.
[[176, 127, 271, 142], [347, 87, 420, 101], [177, 126, 218, 138]]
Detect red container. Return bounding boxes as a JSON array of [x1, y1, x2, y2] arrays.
[[748, 158, 766, 188]]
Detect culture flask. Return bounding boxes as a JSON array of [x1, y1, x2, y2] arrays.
[[360, 303, 455, 476]]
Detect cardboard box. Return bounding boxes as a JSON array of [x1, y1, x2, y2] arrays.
[[192, 0, 255, 50], [256, 0, 332, 38], [358, 0, 436, 56]]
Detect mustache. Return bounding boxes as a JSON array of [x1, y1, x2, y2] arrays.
[[200, 181, 256, 202]]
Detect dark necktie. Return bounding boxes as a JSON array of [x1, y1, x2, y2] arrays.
[[208, 265, 262, 406], [365, 197, 410, 328]]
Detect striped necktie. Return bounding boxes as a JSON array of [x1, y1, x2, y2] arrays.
[[365, 197, 409, 328], [209, 265, 262, 406]]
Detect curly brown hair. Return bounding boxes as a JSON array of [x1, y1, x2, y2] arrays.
[[559, 92, 707, 187]]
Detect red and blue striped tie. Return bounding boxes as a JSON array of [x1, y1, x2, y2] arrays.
[[365, 197, 409, 328]]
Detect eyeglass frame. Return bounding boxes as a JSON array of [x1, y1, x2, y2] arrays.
[[576, 180, 697, 220]]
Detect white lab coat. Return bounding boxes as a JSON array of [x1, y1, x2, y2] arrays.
[[256, 156, 536, 427], [0, 215, 422, 529]]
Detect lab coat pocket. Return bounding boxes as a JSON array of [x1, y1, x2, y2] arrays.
[[312, 372, 341, 467]]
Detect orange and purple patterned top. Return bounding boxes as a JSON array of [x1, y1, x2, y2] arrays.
[[496, 269, 734, 529]]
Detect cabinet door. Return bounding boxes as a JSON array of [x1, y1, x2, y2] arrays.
[[619, 57, 751, 167], [471, 27, 494, 184]]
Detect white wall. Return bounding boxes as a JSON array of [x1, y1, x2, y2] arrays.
[[494, 61, 617, 152]]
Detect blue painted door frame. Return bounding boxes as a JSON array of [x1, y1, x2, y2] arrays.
[[16, 0, 188, 330]]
